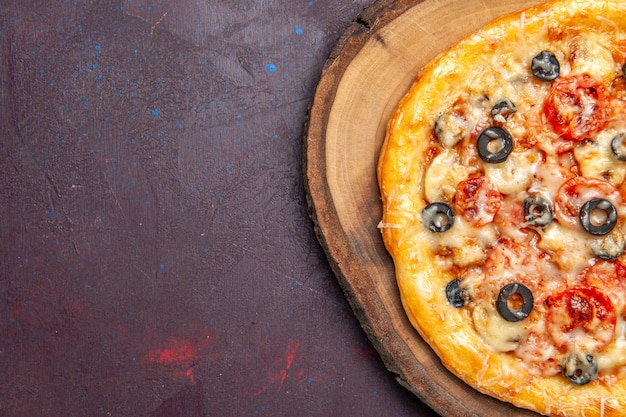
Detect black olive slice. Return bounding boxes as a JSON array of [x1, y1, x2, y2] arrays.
[[590, 231, 626, 261], [622, 63, 626, 80], [562, 353, 597, 385], [491, 99, 517, 123], [579, 198, 617, 236], [496, 283, 533, 322], [531, 50, 560, 81], [477, 126, 514, 164], [422, 202, 455, 233], [611, 133, 626, 161], [445, 278, 470, 308], [523, 195, 553, 227]]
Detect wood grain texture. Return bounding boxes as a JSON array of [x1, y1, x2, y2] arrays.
[[304, 0, 546, 415]]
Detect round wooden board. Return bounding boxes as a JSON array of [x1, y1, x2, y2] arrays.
[[303, 0, 547, 416]]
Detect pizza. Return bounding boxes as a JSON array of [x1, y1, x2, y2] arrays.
[[377, 0, 626, 415]]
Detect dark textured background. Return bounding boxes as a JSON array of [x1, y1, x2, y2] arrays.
[[0, 1, 440, 415]]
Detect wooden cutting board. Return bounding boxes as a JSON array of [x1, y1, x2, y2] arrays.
[[303, 0, 546, 416]]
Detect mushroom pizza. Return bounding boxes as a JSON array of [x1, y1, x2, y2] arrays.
[[377, 0, 626, 415]]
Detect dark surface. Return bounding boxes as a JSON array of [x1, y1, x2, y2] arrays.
[[0, 1, 440, 416]]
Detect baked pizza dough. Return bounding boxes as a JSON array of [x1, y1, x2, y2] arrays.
[[378, 0, 626, 415]]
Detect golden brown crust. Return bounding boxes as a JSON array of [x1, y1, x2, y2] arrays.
[[378, 0, 626, 415]]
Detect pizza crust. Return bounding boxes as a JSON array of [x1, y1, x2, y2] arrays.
[[378, 0, 626, 415]]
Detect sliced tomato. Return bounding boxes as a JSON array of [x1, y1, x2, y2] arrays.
[[480, 239, 546, 299], [546, 286, 616, 351], [583, 260, 626, 286], [582, 261, 626, 307], [494, 197, 530, 240], [515, 331, 562, 377], [554, 176, 621, 228], [543, 74, 612, 141], [454, 176, 501, 226]]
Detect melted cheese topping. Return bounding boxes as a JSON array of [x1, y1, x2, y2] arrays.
[[424, 149, 471, 203], [472, 302, 525, 352], [414, 28, 626, 368], [575, 129, 626, 186], [484, 149, 541, 194], [537, 223, 594, 273]]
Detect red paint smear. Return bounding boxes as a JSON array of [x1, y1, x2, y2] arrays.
[[145, 338, 198, 364], [270, 339, 300, 391], [294, 368, 305, 383], [143, 336, 212, 383], [249, 339, 317, 398]]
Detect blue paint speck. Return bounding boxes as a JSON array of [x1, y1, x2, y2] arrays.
[[94, 44, 101, 51], [203, 247, 209, 253], [295, 26, 303, 35], [159, 264, 165, 270], [265, 63, 277, 73], [151, 108, 160, 116]]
